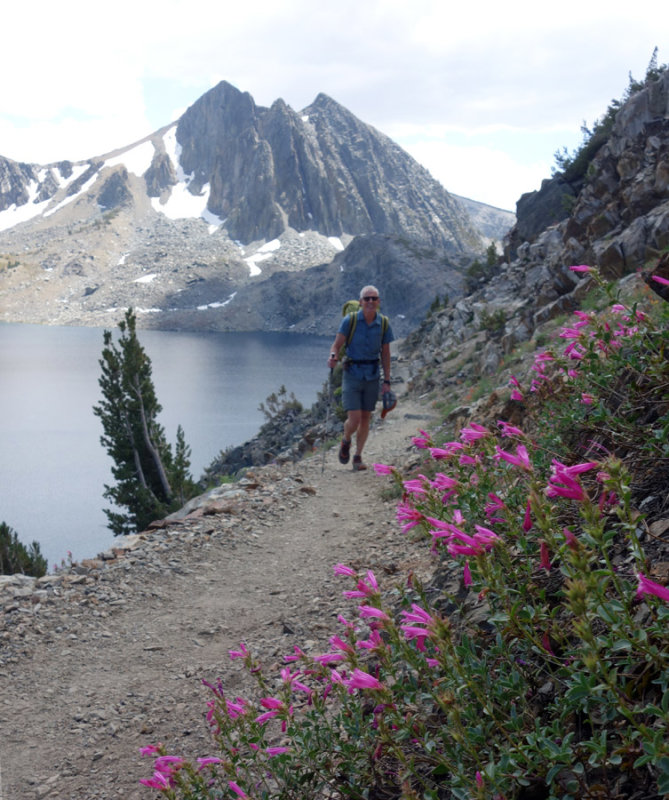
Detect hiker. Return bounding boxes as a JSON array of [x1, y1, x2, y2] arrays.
[[327, 285, 395, 471]]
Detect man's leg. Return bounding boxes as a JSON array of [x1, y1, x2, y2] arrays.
[[354, 410, 372, 456], [344, 409, 362, 442]]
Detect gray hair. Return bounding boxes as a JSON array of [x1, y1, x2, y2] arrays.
[[359, 285, 380, 300]]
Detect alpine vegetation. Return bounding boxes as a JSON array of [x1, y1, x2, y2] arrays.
[[139, 267, 669, 799]]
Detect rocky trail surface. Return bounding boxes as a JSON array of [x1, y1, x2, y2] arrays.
[[0, 396, 437, 800]]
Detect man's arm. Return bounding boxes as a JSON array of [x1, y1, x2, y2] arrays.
[[328, 332, 346, 369]]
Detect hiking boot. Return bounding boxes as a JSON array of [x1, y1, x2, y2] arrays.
[[353, 455, 367, 471], [338, 438, 351, 464]]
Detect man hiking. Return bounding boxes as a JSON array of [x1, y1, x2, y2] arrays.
[[327, 285, 395, 471]]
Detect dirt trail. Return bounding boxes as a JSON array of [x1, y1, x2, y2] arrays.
[[0, 395, 437, 800]]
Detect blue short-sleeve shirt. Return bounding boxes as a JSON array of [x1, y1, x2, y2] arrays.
[[338, 310, 395, 380]]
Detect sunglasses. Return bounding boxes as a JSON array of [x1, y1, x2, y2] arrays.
[[362, 296, 379, 301]]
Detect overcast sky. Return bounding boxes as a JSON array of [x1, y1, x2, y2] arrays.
[[1, 0, 665, 211]]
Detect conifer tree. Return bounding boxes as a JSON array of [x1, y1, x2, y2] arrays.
[[93, 309, 195, 535]]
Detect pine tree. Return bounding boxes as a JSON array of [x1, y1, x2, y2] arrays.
[[0, 522, 47, 577], [93, 309, 195, 535]]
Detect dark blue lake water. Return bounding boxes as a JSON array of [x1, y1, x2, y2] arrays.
[[0, 323, 331, 570]]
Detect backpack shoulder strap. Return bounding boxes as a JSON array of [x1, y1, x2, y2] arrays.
[[380, 314, 388, 340], [345, 311, 358, 347]]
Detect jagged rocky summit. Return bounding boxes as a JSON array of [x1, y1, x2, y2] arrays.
[[0, 81, 511, 336]]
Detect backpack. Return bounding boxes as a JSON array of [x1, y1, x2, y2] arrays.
[[340, 299, 388, 349]]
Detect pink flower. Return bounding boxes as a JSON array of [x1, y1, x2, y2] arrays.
[[396, 503, 424, 533], [313, 652, 346, 664], [546, 460, 598, 502], [358, 605, 391, 622], [510, 388, 524, 402], [197, 757, 223, 768], [563, 527, 579, 549], [357, 628, 386, 651], [539, 540, 551, 571], [401, 603, 435, 626], [333, 563, 357, 577], [345, 668, 384, 691], [343, 571, 379, 599], [431, 472, 459, 490], [569, 264, 592, 273], [140, 771, 172, 790], [266, 746, 290, 757], [412, 430, 432, 448], [139, 744, 163, 757], [255, 709, 279, 724], [522, 498, 533, 532], [651, 274, 669, 287], [260, 696, 284, 710], [581, 393, 594, 405], [494, 444, 532, 471], [636, 572, 669, 603], [373, 462, 394, 475], [497, 420, 525, 438], [463, 561, 472, 587], [229, 642, 249, 660], [460, 423, 490, 443], [225, 699, 247, 719], [228, 780, 250, 799], [403, 476, 429, 496], [429, 442, 464, 459]]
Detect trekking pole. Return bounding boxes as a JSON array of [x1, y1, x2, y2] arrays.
[[321, 368, 333, 473]]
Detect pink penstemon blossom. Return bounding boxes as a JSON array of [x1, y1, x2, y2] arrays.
[[636, 572, 669, 603], [431, 472, 459, 492], [522, 498, 533, 532], [313, 651, 346, 665], [342, 570, 380, 600], [403, 476, 430, 496], [539, 541, 551, 571], [651, 274, 669, 286], [546, 460, 598, 501], [494, 444, 533, 472], [497, 420, 525, 438], [401, 602, 436, 626], [344, 668, 385, 691], [266, 746, 290, 757], [460, 422, 491, 443], [197, 757, 223, 768], [357, 628, 386, 651], [396, 502, 425, 533], [358, 605, 391, 622], [140, 744, 163, 757], [411, 430, 432, 448], [140, 770, 172, 790], [463, 561, 472, 587], [229, 642, 249, 660], [333, 563, 356, 577], [228, 780, 250, 799], [373, 462, 394, 475], [428, 443, 463, 459], [569, 264, 592, 273]]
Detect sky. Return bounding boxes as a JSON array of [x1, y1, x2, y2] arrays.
[[1, 0, 666, 212]]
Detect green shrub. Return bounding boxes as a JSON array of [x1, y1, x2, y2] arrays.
[[0, 522, 47, 577]]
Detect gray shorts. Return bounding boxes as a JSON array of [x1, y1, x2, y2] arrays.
[[342, 373, 379, 412]]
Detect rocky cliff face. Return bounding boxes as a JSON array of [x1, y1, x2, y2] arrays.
[[402, 66, 669, 391], [0, 81, 489, 332]]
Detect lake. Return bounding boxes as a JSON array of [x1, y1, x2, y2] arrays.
[[0, 322, 331, 570]]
